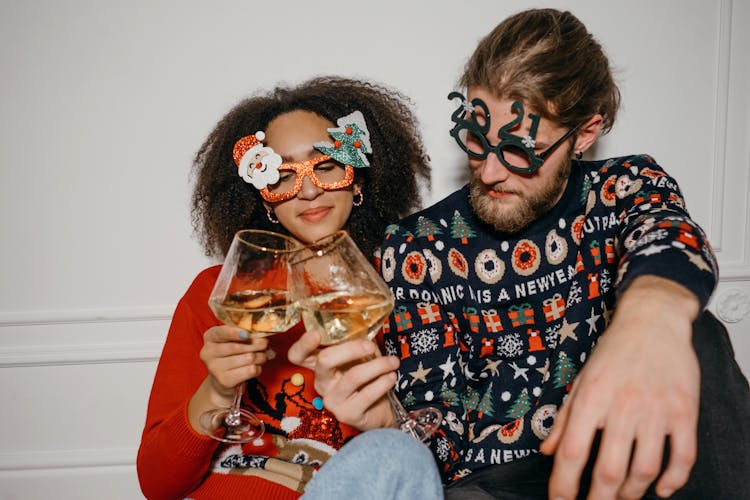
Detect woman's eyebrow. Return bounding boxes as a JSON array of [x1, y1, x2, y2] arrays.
[[280, 146, 320, 163]]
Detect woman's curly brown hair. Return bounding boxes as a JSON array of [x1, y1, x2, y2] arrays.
[[191, 76, 431, 259]]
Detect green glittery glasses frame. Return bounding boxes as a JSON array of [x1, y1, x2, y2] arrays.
[[448, 91, 582, 175]]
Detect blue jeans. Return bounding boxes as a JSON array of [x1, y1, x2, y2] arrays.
[[444, 311, 750, 499], [302, 428, 443, 500]]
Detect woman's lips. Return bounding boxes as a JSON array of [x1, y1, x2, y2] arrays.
[[299, 207, 331, 222]]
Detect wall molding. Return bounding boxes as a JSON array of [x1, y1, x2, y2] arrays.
[[0, 307, 170, 367], [711, 0, 750, 274], [0, 340, 164, 367], [708, 0, 732, 251], [0, 447, 136, 471], [0, 306, 172, 327], [718, 265, 750, 281]]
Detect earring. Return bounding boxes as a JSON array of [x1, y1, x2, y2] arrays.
[[266, 207, 279, 224], [353, 190, 364, 207], [575, 151, 583, 160]]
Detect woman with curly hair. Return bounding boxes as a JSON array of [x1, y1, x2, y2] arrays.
[[191, 76, 430, 260], [137, 76, 441, 500]]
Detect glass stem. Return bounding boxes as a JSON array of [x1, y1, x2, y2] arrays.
[[387, 388, 423, 440], [363, 347, 420, 438], [386, 389, 410, 424], [225, 383, 245, 426], [362, 352, 410, 425]]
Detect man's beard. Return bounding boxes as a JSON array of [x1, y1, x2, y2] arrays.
[[468, 157, 571, 234]]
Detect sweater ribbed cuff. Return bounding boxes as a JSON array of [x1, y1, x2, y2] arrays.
[[620, 257, 717, 310], [162, 401, 220, 459]]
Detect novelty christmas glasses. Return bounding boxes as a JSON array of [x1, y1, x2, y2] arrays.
[[261, 156, 354, 203], [233, 111, 371, 203], [448, 91, 581, 175]]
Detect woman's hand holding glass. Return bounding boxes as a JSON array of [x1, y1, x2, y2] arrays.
[[289, 231, 442, 441], [289, 328, 401, 431], [199, 325, 270, 406], [199, 229, 301, 443]]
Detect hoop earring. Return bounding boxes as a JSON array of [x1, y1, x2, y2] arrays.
[[266, 207, 279, 224], [575, 151, 583, 160], [352, 190, 364, 207]]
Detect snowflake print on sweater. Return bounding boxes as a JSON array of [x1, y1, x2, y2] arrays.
[[379, 155, 717, 484]]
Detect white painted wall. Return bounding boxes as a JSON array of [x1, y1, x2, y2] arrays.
[[1, 1, 748, 498]]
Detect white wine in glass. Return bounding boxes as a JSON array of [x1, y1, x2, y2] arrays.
[[301, 291, 394, 345], [290, 231, 442, 442], [210, 289, 293, 336], [201, 229, 301, 443]]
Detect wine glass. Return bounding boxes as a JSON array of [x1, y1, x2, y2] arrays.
[[201, 229, 301, 443], [289, 230, 442, 441]]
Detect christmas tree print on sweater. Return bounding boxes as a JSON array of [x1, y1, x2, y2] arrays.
[[379, 154, 717, 484]]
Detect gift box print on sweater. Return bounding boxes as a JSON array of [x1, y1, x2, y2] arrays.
[[379, 155, 717, 483]]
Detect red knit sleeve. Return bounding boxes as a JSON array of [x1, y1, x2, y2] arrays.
[[137, 267, 223, 500]]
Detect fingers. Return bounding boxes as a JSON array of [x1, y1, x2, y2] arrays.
[[652, 356, 699, 498], [317, 339, 378, 371], [586, 411, 638, 500], [203, 325, 267, 346], [347, 369, 398, 412], [653, 422, 697, 498], [287, 329, 322, 369], [324, 354, 398, 401], [616, 424, 665, 499], [551, 404, 695, 500], [540, 379, 577, 456], [333, 372, 398, 429], [200, 326, 269, 389], [550, 387, 661, 500], [313, 340, 379, 391], [207, 348, 269, 387], [203, 326, 268, 353], [547, 388, 600, 500], [545, 294, 700, 500], [320, 354, 400, 429], [301, 339, 399, 430], [324, 357, 398, 405]]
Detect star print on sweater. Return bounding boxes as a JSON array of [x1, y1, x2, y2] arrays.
[[379, 154, 717, 484]]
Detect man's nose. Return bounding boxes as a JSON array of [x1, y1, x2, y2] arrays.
[[478, 151, 512, 185]]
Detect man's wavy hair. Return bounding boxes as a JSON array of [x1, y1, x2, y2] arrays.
[[191, 76, 431, 259], [461, 8, 620, 133]]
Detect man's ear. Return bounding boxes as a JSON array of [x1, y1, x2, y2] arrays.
[[574, 114, 603, 155]]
